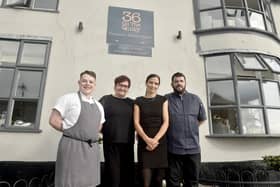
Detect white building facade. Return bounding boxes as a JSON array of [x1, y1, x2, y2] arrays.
[[0, 0, 279, 164]]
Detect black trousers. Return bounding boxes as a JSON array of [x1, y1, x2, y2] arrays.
[[167, 152, 201, 187], [103, 143, 135, 187]]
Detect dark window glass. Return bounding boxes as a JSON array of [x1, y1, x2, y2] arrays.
[[16, 71, 42, 98], [246, 0, 261, 11], [199, 0, 221, 10], [0, 68, 14, 97], [34, 0, 58, 10], [211, 108, 239, 134], [225, 0, 244, 7], [205, 55, 232, 79], [11, 100, 37, 127], [238, 80, 262, 105], [209, 80, 236, 105], [240, 108, 265, 134]]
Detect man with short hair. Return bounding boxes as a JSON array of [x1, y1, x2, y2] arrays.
[[49, 70, 105, 187], [99, 75, 135, 187], [166, 72, 207, 187]]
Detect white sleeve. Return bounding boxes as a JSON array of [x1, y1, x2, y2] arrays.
[[53, 94, 69, 117], [96, 101, 105, 124]]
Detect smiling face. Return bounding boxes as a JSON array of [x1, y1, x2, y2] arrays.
[[78, 73, 96, 97], [146, 76, 160, 95], [171, 76, 186, 94], [114, 80, 130, 98]]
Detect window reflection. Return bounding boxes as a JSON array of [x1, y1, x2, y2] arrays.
[[11, 100, 37, 127], [238, 80, 262, 105], [225, 0, 244, 7], [206, 55, 232, 79], [0, 100, 8, 127], [247, 0, 261, 11], [209, 81, 236, 105], [241, 108, 265, 134], [267, 109, 280, 134], [261, 55, 280, 73], [16, 71, 42, 98], [236, 53, 265, 70], [211, 108, 239, 134], [226, 9, 247, 27], [34, 0, 58, 10], [21, 43, 47, 65], [0, 40, 19, 65], [200, 9, 224, 29], [0, 68, 14, 97], [249, 11, 265, 30], [199, 0, 221, 9], [262, 81, 280, 106]]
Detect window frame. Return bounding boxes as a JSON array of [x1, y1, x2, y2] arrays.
[[204, 52, 280, 137], [196, 0, 277, 35], [0, 37, 51, 133], [1, 0, 59, 12]]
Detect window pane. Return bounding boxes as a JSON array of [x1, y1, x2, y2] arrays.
[[209, 81, 236, 105], [262, 81, 280, 106], [249, 11, 265, 30], [224, 0, 244, 7], [234, 57, 257, 78], [34, 0, 58, 10], [261, 56, 280, 73], [263, 1, 272, 18], [199, 0, 221, 9], [21, 43, 47, 65], [267, 109, 280, 134], [238, 80, 262, 105], [240, 108, 265, 134], [265, 19, 274, 33], [205, 55, 232, 79], [236, 53, 265, 70], [16, 71, 42, 98], [0, 68, 14, 97], [0, 100, 8, 127], [0, 40, 19, 65], [11, 100, 37, 127], [200, 9, 224, 29], [246, 0, 261, 11], [211, 108, 239, 134], [5, 0, 29, 7], [226, 9, 247, 27]]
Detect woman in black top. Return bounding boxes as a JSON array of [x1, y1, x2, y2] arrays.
[[134, 74, 169, 187], [99, 75, 135, 187]]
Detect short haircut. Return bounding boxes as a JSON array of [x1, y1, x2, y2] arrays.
[[80, 70, 96, 79], [114, 75, 131, 88], [145, 74, 160, 85], [171, 72, 186, 82]]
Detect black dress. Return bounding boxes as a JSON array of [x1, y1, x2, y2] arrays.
[[135, 95, 168, 168]]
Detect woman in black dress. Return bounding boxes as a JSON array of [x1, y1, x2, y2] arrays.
[[134, 74, 169, 187]]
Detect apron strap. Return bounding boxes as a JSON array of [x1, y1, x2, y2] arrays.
[[63, 134, 98, 147]]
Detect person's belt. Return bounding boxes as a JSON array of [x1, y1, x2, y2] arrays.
[[63, 134, 98, 147]]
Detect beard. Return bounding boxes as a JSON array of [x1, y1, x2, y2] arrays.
[[172, 85, 186, 94]]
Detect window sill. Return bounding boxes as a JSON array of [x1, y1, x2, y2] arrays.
[[206, 134, 280, 138], [1, 6, 59, 13], [194, 27, 280, 44], [0, 127, 42, 133]]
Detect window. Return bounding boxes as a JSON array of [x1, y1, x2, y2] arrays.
[[198, 0, 276, 34], [205, 53, 280, 136], [2, 0, 58, 11], [0, 38, 50, 132]]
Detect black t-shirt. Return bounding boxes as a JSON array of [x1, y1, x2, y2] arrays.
[[99, 95, 134, 144]]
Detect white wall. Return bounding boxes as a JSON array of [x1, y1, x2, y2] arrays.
[[0, 0, 279, 162]]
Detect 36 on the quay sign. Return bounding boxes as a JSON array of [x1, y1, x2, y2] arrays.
[[121, 11, 142, 32]]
